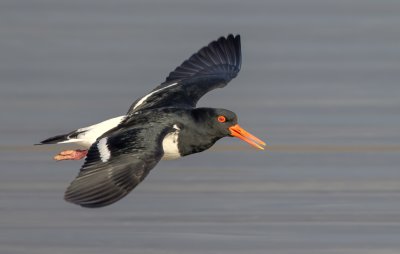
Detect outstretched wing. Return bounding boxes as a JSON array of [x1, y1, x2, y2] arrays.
[[161, 34, 241, 86], [64, 125, 171, 208], [127, 34, 241, 114]]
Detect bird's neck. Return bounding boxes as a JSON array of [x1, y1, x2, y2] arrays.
[[177, 128, 220, 157]]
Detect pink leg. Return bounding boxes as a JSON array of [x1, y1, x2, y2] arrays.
[[54, 149, 88, 161]]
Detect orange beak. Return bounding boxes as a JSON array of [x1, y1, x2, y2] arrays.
[[229, 124, 266, 150]]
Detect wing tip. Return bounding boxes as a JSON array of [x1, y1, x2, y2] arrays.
[[64, 182, 127, 208], [163, 34, 242, 84], [64, 195, 111, 208]]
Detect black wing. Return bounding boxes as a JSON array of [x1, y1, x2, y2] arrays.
[[127, 34, 241, 114], [64, 125, 171, 208], [160, 34, 241, 86]]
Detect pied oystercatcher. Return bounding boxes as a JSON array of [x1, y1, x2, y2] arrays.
[[40, 34, 265, 208]]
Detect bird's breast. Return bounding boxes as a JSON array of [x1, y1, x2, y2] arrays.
[[161, 127, 181, 160]]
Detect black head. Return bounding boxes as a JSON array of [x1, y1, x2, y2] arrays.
[[191, 108, 265, 150], [191, 108, 237, 137]]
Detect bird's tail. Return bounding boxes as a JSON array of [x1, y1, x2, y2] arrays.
[[36, 129, 84, 145], [36, 115, 125, 146], [38, 133, 72, 145]]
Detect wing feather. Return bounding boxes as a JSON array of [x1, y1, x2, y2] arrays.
[[64, 126, 169, 208], [127, 34, 241, 113]]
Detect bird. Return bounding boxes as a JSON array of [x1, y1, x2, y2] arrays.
[[39, 34, 266, 208]]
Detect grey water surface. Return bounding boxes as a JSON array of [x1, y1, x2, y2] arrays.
[[1, 0, 400, 253]]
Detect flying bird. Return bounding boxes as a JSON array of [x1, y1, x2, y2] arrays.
[[39, 34, 266, 208]]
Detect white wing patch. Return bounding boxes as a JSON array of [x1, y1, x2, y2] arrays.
[[97, 137, 111, 162], [60, 115, 125, 148], [133, 82, 178, 110], [162, 124, 181, 160]]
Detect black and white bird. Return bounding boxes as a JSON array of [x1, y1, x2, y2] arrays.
[[40, 34, 266, 208]]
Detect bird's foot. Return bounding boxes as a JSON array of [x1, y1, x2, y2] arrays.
[[54, 149, 88, 161]]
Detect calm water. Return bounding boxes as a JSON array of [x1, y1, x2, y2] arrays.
[[1, 0, 400, 253]]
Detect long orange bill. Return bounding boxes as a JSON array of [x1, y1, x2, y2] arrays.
[[229, 124, 266, 150]]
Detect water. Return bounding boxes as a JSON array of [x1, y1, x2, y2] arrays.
[[1, 0, 400, 253]]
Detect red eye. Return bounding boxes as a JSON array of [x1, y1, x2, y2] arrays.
[[217, 115, 226, 123]]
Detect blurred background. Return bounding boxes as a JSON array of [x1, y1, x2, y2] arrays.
[[1, 0, 400, 253]]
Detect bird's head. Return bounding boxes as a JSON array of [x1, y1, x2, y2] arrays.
[[193, 108, 266, 150]]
